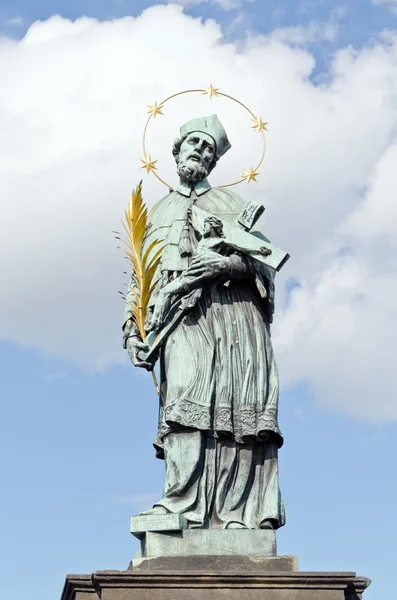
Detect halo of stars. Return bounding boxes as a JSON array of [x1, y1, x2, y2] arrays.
[[141, 85, 268, 189]]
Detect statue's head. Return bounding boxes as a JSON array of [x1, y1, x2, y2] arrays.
[[203, 215, 225, 238], [173, 114, 231, 184]]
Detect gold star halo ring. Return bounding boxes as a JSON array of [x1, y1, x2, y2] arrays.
[[141, 85, 268, 188]]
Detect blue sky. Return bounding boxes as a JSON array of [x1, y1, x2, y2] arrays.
[[2, 340, 395, 597], [2, 0, 397, 53], [1, 1, 397, 599]]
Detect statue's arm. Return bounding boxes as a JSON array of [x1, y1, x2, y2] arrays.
[[122, 278, 158, 371], [123, 318, 158, 371], [186, 248, 276, 323], [148, 251, 254, 331], [183, 249, 253, 282]]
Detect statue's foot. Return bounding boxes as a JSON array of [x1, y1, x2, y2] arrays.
[[138, 505, 168, 516], [187, 522, 203, 529], [260, 519, 277, 530], [225, 521, 248, 529]]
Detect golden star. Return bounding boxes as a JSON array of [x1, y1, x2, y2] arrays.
[[242, 167, 260, 183], [146, 101, 164, 118], [251, 116, 268, 132], [140, 155, 158, 173], [202, 84, 220, 99]]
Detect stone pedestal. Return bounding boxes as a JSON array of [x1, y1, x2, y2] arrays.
[[62, 561, 371, 600], [62, 518, 370, 600], [134, 528, 277, 563], [130, 513, 277, 564]]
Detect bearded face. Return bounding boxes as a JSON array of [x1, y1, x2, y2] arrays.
[[177, 159, 208, 183], [175, 132, 216, 183]]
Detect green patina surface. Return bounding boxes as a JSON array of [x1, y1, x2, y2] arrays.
[[124, 115, 289, 551]]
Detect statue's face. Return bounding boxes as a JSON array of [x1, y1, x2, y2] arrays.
[[179, 132, 215, 172], [176, 131, 215, 183], [203, 220, 212, 237]]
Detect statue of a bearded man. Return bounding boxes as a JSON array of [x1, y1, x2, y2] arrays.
[[123, 114, 285, 531]]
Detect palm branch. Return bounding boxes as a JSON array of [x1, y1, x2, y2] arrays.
[[118, 181, 163, 393]]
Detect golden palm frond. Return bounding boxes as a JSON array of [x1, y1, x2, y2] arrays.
[[119, 181, 163, 393], [121, 180, 163, 338]]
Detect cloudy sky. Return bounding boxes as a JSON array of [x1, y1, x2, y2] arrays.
[[1, 1, 396, 598]]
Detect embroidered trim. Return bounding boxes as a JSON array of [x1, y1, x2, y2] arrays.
[[159, 400, 283, 446], [164, 401, 211, 430]]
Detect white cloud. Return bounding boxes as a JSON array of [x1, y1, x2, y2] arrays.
[[7, 17, 24, 27], [274, 257, 397, 421], [343, 144, 397, 242], [168, 0, 253, 10], [1, 6, 397, 421], [373, 0, 397, 15], [269, 19, 338, 45]]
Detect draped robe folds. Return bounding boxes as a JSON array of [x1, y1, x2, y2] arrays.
[[123, 185, 285, 530]]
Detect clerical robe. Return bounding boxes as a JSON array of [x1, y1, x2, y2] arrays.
[[123, 180, 285, 530]]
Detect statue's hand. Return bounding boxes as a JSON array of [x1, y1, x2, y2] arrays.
[[184, 251, 231, 281], [147, 290, 172, 332], [126, 337, 155, 371]]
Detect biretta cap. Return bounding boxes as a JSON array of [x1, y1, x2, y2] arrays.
[[180, 114, 231, 157]]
